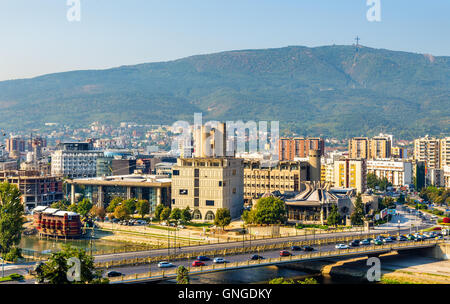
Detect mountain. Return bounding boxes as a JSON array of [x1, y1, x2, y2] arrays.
[[0, 45, 449, 139]]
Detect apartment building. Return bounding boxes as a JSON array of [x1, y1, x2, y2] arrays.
[[440, 137, 450, 169], [334, 158, 367, 194], [278, 137, 325, 161], [171, 157, 244, 221], [367, 160, 412, 187], [348, 135, 391, 160], [414, 136, 440, 170], [444, 166, 450, 189]]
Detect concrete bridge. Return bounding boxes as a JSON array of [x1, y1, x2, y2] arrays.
[[108, 240, 444, 284]]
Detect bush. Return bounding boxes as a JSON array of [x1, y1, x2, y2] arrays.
[[3, 247, 22, 263]]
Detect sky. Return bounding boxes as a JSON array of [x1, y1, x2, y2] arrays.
[[0, 0, 449, 81]]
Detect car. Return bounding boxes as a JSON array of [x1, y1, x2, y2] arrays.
[[291, 246, 302, 251], [335, 244, 349, 249], [213, 258, 228, 264], [250, 255, 264, 260], [360, 239, 371, 245], [196, 256, 210, 261], [106, 271, 123, 278], [192, 261, 205, 267], [158, 261, 174, 268], [302, 246, 314, 251], [279, 250, 291, 256], [373, 240, 384, 245], [399, 235, 408, 241], [349, 240, 360, 247], [383, 237, 393, 243], [407, 234, 415, 240], [178, 225, 185, 229], [436, 235, 444, 240], [389, 236, 397, 241]]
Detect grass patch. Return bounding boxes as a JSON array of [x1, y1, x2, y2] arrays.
[[0, 273, 24, 282]]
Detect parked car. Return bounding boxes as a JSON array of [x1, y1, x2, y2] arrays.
[[196, 256, 210, 261], [106, 271, 122, 278], [192, 261, 205, 267], [279, 250, 291, 256], [291, 246, 302, 251], [213, 258, 228, 264], [250, 255, 264, 260], [407, 234, 415, 240], [399, 235, 408, 241], [335, 244, 349, 249], [383, 237, 393, 243], [158, 261, 174, 268]]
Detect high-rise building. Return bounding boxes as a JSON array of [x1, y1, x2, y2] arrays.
[[440, 137, 450, 169], [414, 136, 440, 170], [193, 123, 227, 158], [348, 137, 369, 159], [51, 142, 104, 178], [171, 157, 244, 221], [5, 137, 26, 159], [278, 137, 325, 161], [391, 146, 408, 159], [334, 158, 367, 194], [349, 135, 391, 160]]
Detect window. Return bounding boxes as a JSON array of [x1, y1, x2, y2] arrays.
[[206, 200, 215, 206], [219, 181, 222, 187], [172, 199, 176, 205], [179, 189, 188, 195], [194, 198, 199, 207], [233, 188, 236, 194], [173, 170, 180, 176]]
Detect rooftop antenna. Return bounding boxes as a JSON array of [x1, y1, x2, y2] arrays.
[[355, 36, 361, 47]]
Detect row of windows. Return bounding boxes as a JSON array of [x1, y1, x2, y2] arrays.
[[172, 198, 215, 206], [244, 175, 296, 180]]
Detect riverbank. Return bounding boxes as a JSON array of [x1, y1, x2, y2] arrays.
[[280, 251, 450, 284]]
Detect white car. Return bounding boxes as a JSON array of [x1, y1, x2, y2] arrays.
[[158, 261, 174, 268], [213, 258, 228, 264], [335, 244, 349, 249]]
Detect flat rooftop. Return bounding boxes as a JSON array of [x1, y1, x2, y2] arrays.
[[67, 174, 171, 187]]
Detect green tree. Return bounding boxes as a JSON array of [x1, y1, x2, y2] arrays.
[[106, 197, 123, 213], [136, 200, 150, 219], [269, 277, 295, 284], [35, 245, 108, 284], [214, 208, 231, 230], [160, 207, 171, 222], [326, 204, 342, 227], [181, 206, 192, 223], [77, 198, 93, 218], [367, 173, 379, 190], [50, 200, 71, 211], [67, 204, 78, 213], [176, 265, 190, 284], [114, 204, 129, 221], [154, 204, 165, 222], [0, 183, 25, 258], [170, 208, 182, 221], [350, 194, 365, 226], [242, 209, 255, 224], [123, 199, 137, 215], [252, 197, 287, 225], [89, 205, 106, 220]]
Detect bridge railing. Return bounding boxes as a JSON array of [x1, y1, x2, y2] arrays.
[[108, 239, 442, 283], [95, 233, 385, 268]]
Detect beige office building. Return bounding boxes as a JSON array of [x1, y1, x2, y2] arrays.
[[171, 157, 244, 221], [367, 160, 412, 187], [334, 158, 367, 194]]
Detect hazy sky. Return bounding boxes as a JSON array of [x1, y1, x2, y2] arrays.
[[0, 0, 449, 81]]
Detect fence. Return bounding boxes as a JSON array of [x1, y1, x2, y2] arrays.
[[95, 232, 399, 269], [108, 239, 443, 283]]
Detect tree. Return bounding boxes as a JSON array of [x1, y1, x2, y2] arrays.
[[367, 173, 379, 190], [351, 194, 365, 226], [326, 204, 342, 227], [114, 204, 129, 221], [67, 204, 78, 213], [106, 197, 123, 213], [35, 244, 108, 284], [269, 277, 295, 284], [136, 200, 150, 219], [123, 199, 137, 215], [242, 209, 255, 224], [214, 208, 231, 230], [170, 208, 182, 221], [77, 198, 93, 218], [154, 204, 165, 222], [160, 207, 171, 222], [176, 265, 190, 284], [50, 200, 71, 211], [252, 197, 287, 225], [0, 183, 25, 258], [89, 205, 106, 221], [181, 206, 192, 223]]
